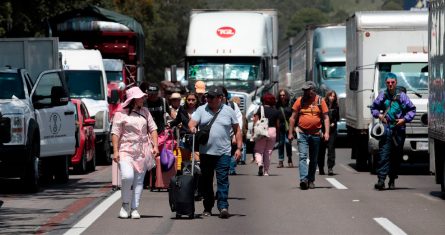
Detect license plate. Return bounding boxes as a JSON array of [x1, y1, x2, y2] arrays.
[[416, 142, 428, 150]]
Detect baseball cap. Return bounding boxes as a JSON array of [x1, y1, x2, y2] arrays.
[[146, 83, 159, 94], [205, 86, 223, 97], [385, 72, 397, 80], [302, 81, 316, 90]]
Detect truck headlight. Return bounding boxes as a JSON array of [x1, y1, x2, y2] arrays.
[[94, 111, 104, 130], [10, 115, 25, 144]]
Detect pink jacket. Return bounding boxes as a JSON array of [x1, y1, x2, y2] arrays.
[[111, 107, 157, 172]]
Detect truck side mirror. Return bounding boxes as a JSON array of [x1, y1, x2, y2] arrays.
[[349, 71, 359, 91], [51, 86, 69, 106], [171, 65, 177, 83], [108, 89, 119, 104]]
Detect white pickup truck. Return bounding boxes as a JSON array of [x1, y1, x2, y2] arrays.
[[0, 38, 76, 192]]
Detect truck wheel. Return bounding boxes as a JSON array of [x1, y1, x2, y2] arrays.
[[98, 136, 112, 165], [22, 134, 41, 193], [74, 148, 87, 174], [54, 156, 69, 183]]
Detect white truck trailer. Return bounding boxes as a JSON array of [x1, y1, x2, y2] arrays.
[[0, 38, 76, 192], [429, 0, 445, 196], [346, 11, 429, 170], [182, 9, 278, 150], [278, 24, 347, 138]]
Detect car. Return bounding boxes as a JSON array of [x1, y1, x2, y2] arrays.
[[71, 99, 96, 174]]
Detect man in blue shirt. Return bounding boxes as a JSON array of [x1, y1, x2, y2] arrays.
[[370, 73, 416, 190], [189, 86, 242, 219]]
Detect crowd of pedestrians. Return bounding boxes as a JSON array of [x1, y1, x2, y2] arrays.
[[111, 74, 415, 219]]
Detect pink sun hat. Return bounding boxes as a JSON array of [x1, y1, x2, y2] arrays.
[[122, 87, 147, 108]]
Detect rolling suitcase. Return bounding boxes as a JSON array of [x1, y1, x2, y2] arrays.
[[169, 134, 196, 219]]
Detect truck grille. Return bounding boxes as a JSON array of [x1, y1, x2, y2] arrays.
[[231, 94, 246, 113], [407, 112, 427, 128]]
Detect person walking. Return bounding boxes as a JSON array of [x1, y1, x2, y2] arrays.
[[288, 81, 330, 190], [276, 89, 293, 168], [370, 72, 416, 190], [318, 90, 340, 176], [139, 82, 171, 132], [168, 92, 182, 120], [111, 87, 159, 219], [253, 93, 280, 176], [189, 86, 242, 219], [169, 92, 199, 164]]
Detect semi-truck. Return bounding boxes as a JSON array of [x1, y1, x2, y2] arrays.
[[48, 6, 144, 84], [428, 0, 445, 196], [278, 24, 347, 138], [180, 9, 279, 148], [346, 11, 429, 170], [0, 38, 76, 192]]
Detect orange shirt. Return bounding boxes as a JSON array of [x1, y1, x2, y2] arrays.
[[292, 95, 328, 131]]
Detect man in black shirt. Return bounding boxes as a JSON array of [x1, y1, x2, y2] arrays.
[[140, 82, 171, 132]]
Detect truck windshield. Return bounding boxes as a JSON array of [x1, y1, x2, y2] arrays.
[[65, 70, 105, 100], [378, 63, 428, 91], [187, 57, 260, 92], [0, 73, 25, 99], [320, 62, 346, 80], [106, 71, 123, 83]]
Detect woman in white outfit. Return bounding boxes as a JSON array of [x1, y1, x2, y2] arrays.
[[111, 87, 159, 219]]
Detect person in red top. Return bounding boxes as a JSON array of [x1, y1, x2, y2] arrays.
[[288, 81, 330, 190]]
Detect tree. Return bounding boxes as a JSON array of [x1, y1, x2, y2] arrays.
[[286, 8, 328, 38]]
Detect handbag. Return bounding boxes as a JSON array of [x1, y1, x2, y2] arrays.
[[253, 106, 269, 140], [196, 108, 221, 145], [160, 131, 176, 171]]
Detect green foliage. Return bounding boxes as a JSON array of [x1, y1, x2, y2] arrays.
[[287, 8, 329, 38], [381, 0, 403, 10]]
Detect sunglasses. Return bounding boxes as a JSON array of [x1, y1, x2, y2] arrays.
[[386, 81, 396, 85]]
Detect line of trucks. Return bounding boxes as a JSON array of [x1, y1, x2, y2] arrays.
[[0, 6, 143, 192]]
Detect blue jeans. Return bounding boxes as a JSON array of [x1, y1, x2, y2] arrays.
[[297, 132, 321, 182], [377, 127, 405, 181], [200, 153, 231, 211], [278, 131, 292, 162]]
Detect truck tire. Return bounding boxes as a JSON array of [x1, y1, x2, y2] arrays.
[[74, 148, 87, 174], [22, 131, 41, 193], [441, 158, 445, 199], [355, 135, 369, 171], [54, 156, 69, 183], [100, 135, 112, 165]]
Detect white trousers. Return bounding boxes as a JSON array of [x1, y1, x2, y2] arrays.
[[119, 160, 146, 209]]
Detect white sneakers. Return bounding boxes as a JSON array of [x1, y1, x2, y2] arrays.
[[119, 203, 141, 219], [119, 203, 130, 219], [130, 209, 141, 219]]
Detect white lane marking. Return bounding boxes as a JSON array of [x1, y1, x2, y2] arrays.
[[326, 178, 348, 189], [415, 193, 442, 202], [373, 217, 408, 235], [340, 163, 356, 173], [64, 191, 120, 235]]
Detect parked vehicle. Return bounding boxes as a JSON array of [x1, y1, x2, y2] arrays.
[[0, 38, 75, 192], [428, 0, 445, 196], [59, 48, 112, 164], [345, 11, 428, 170], [103, 58, 126, 120], [278, 24, 347, 138], [177, 9, 279, 150], [71, 99, 96, 174], [48, 6, 144, 84]]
